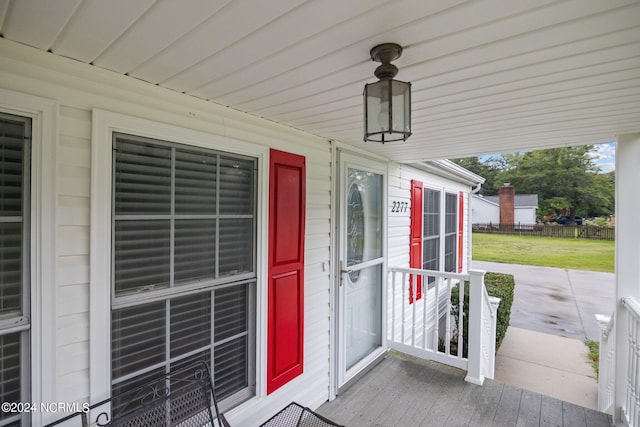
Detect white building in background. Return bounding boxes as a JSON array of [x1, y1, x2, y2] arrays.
[[471, 184, 538, 227]]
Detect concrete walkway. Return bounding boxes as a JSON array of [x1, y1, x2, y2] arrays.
[[472, 261, 615, 411], [495, 327, 598, 410], [473, 261, 615, 341]]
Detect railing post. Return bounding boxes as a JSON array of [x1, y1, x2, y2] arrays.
[[465, 269, 486, 385], [596, 313, 614, 414], [486, 295, 501, 380]]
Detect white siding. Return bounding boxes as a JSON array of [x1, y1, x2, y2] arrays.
[[387, 163, 473, 272], [0, 40, 332, 426], [56, 106, 92, 404], [387, 163, 476, 350], [514, 207, 537, 225], [471, 196, 499, 225]]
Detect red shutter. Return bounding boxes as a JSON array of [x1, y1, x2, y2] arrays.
[[458, 192, 464, 273], [267, 149, 306, 394], [410, 180, 423, 303]]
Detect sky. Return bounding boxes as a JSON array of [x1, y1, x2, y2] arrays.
[[590, 142, 616, 173], [479, 142, 616, 173]]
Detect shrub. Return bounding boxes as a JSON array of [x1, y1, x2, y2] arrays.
[[484, 272, 515, 351], [584, 217, 609, 228], [449, 272, 515, 357]]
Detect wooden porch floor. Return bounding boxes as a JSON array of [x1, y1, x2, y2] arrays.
[[316, 351, 612, 427]]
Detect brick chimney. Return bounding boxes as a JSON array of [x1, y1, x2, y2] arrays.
[[499, 183, 515, 227]]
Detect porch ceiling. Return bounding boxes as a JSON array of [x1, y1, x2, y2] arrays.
[[1, 0, 639, 162]]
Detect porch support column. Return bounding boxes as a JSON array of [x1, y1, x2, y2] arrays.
[[614, 133, 640, 425]]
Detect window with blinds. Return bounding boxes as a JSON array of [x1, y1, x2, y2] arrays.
[[111, 133, 256, 417], [0, 112, 31, 427], [444, 193, 458, 272], [422, 188, 440, 287], [422, 189, 460, 286]]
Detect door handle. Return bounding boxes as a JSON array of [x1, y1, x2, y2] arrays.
[[339, 261, 353, 286]]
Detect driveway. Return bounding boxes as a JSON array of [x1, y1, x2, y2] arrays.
[[472, 261, 615, 341]]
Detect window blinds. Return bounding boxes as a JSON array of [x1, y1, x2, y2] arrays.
[[444, 193, 458, 272], [0, 112, 30, 427], [111, 133, 256, 414], [0, 114, 26, 318], [112, 135, 256, 296]]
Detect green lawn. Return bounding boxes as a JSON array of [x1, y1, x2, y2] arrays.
[[472, 233, 615, 273]]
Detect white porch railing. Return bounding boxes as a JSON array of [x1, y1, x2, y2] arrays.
[[387, 267, 499, 385], [596, 313, 615, 415], [621, 297, 640, 426]]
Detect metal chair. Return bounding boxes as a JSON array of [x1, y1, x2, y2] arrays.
[[44, 361, 228, 427], [44, 361, 342, 427], [258, 402, 344, 427]]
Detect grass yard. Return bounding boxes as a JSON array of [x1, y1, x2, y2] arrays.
[[472, 233, 614, 273]]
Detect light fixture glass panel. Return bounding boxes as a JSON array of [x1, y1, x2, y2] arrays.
[[364, 79, 411, 143], [391, 80, 411, 134], [364, 81, 385, 138]]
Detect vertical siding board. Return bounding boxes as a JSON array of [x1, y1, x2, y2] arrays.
[[56, 106, 92, 401]]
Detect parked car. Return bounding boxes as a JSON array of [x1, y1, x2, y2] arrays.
[[551, 215, 583, 225]]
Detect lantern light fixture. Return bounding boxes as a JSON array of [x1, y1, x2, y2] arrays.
[[363, 43, 411, 143]]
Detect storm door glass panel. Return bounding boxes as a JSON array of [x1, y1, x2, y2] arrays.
[[0, 113, 30, 427], [346, 171, 382, 271], [345, 264, 382, 370], [444, 193, 458, 272], [345, 168, 383, 370]]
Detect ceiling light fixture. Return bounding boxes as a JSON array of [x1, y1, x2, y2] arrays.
[[363, 43, 411, 143]]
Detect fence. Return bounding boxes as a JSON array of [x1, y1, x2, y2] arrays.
[[472, 223, 615, 241]]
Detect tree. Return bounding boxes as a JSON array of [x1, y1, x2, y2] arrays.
[[452, 146, 615, 221], [451, 156, 503, 195], [501, 146, 613, 221]]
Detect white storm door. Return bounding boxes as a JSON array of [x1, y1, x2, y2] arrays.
[[337, 151, 386, 387]]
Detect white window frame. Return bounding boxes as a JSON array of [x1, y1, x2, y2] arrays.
[[90, 110, 268, 407], [444, 192, 458, 273], [0, 89, 57, 427], [422, 186, 441, 277], [422, 186, 459, 276]]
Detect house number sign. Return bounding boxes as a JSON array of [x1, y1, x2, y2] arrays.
[[390, 200, 409, 213]]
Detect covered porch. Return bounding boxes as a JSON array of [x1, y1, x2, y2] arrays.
[[0, 1, 639, 426], [317, 351, 612, 427]]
